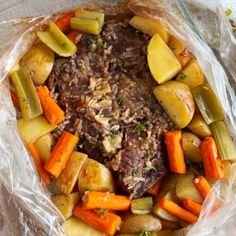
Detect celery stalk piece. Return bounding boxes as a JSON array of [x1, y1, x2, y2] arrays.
[[11, 69, 42, 120], [70, 18, 100, 35], [37, 21, 77, 57], [131, 197, 153, 215], [75, 10, 105, 29], [192, 83, 224, 124], [17, 115, 56, 144], [210, 121, 236, 161]]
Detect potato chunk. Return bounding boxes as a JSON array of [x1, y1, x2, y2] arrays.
[[52, 193, 79, 219], [153, 81, 195, 128], [57, 152, 87, 194], [20, 44, 54, 85], [176, 59, 204, 89], [78, 158, 115, 195], [129, 16, 170, 42], [148, 34, 181, 84]]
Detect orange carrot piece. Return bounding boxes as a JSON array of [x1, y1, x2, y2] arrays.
[[165, 130, 186, 174], [37, 86, 65, 125], [159, 198, 198, 224], [200, 137, 224, 180], [193, 176, 211, 199], [10, 90, 20, 110], [67, 31, 80, 44], [28, 143, 51, 184], [55, 12, 75, 33], [73, 203, 121, 236], [182, 198, 202, 216], [44, 131, 78, 178], [147, 182, 162, 196], [83, 191, 131, 211]]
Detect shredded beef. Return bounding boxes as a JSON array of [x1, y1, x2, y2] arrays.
[[47, 17, 175, 198]]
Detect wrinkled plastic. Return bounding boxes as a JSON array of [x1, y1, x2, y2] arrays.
[[0, 0, 236, 235]]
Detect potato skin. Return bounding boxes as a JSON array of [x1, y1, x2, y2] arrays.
[[20, 44, 54, 85], [78, 158, 115, 195], [121, 213, 162, 234], [153, 81, 195, 128]]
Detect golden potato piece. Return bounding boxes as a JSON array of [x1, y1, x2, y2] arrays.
[[182, 132, 201, 163], [20, 44, 54, 85], [63, 217, 106, 236], [57, 152, 87, 194], [187, 113, 212, 138], [34, 133, 55, 163], [148, 34, 181, 84], [176, 59, 204, 89], [129, 16, 170, 42], [78, 158, 115, 195], [153, 81, 195, 128], [168, 36, 192, 67], [121, 213, 162, 234], [52, 193, 79, 219], [176, 171, 203, 204]]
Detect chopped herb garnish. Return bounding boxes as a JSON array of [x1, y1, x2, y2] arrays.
[[117, 95, 125, 105], [139, 229, 152, 236], [59, 64, 66, 71], [148, 164, 157, 172], [132, 168, 138, 177], [95, 209, 107, 218], [225, 8, 232, 16], [169, 45, 176, 51], [117, 61, 124, 70], [179, 72, 187, 80], [78, 141, 84, 149], [89, 38, 96, 44], [97, 38, 104, 48], [109, 132, 117, 140], [145, 152, 155, 160], [134, 122, 146, 134], [101, 94, 107, 100], [135, 29, 141, 36], [146, 94, 155, 103]]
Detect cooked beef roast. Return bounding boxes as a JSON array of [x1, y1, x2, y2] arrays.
[[47, 17, 175, 198]]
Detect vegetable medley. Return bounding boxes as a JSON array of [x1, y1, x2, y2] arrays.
[[9, 7, 236, 236]]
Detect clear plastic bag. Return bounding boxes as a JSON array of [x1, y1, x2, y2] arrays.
[[0, 0, 236, 235]]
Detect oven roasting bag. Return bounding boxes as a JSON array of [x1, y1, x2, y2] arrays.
[[0, 0, 236, 235]]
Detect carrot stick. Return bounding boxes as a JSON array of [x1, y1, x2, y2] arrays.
[[147, 182, 162, 196], [182, 198, 202, 216], [10, 90, 20, 110], [193, 176, 211, 199], [73, 203, 121, 236], [44, 131, 78, 178], [159, 198, 198, 224], [55, 12, 75, 33], [83, 191, 131, 211], [28, 143, 51, 184], [37, 86, 65, 125], [67, 31, 80, 44], [165, 130, 186, 174], [200, 137, 224, 180]]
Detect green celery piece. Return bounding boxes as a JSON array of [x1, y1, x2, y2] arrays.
[[17, 115, 56, 144], [210, 121, 236, 161], [131, 197, 153, 215], [75, 10, 105, 29], [37, 21, 77, 57], [192, 83, 224, 125], [70, 18, 100, 35], [11, 69, 42, 120]]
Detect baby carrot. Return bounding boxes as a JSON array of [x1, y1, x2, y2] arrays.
[[73, 203, 121, 236], [44, 131, 78, 178], [147, 182, 162, 196], [182, 198, 202, 216], [28, 143, 51, 184], [67, 31, 80, 44], [83, 191, 131, 211], [200, 137, 224, 180], [159, 198, 198, 224], [193, 176, 211, 199], [165, 130, 186, 174], [37, 86, 65, 126], [55, 12, 75, 33], [10, 90, 20, 110]]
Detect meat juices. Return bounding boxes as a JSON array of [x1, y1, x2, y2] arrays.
[[47, 17, 175, 198]]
